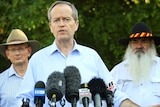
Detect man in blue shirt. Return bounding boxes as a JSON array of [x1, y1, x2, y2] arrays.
[[0, 29, 39, 107], [17, 1, 140, 107]]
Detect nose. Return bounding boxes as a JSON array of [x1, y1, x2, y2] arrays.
[[14, 49, 21, 55], [59, 20, 65, 26], [136, 41, 143, 48]]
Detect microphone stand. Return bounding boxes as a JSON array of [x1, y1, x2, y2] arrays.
[[49, 94, 56, 107], [51, 97, 56, 107], [60, 98, 65, 107], [106, 90, 114, 107], [82, 98, 89, 107], [71, 97, 77, 107], [35, 99, 43, 107], [94, 94, 102, 107], [106, 95, 114, 107], [22, 98, 30, 107]]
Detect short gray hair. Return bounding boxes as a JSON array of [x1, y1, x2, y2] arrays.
[[47, 1, 78, 22]]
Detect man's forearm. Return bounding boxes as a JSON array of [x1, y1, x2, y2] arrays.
[[120, 99, 140, 107]]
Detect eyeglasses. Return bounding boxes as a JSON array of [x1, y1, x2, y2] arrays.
[[7, 47, 28, 53]]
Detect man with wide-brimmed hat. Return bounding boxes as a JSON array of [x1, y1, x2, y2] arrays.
[[111, 22, 160, 107], [0, 29, 40, 107]]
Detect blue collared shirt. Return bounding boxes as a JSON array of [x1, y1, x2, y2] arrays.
[[0, 65, 23, 107], [17, 40, 128, 107]]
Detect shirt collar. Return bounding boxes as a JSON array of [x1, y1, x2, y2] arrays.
[[8, 64, 23, 78], [49, 40, 82, 55], [8, 65, 17, 77]]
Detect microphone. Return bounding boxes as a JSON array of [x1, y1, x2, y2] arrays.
[[64, 66, 81, 107], [45, 71, 65, 107], [21, 98, 30, 107], [34, 81, 45, 107], [104, 81, 115, 107], [104, 89, 114, 107], [79, 83, 92, 107], [88, 77, 106, 107]]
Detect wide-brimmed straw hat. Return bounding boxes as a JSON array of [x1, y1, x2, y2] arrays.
[[118, 22, 160, 46], [0, 29, 40, 57]]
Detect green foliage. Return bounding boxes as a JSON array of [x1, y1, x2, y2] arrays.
[[0, 0, 160, 72]]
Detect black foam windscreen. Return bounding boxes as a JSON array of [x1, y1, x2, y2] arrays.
[[64, 66, 81, 103], [35, 81, 45, 88], [45, 71, 65, 101], [88, 77, 106, 99]]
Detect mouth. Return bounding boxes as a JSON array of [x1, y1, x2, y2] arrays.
[[135, 49, 145, 54], [59, 29, 66, 32], [59, 29, 65, 32], [134, 49, 145, 58], [58, 30, 67, 35]]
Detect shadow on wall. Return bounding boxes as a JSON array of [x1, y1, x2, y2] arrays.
[[0, 55, 11, 73]]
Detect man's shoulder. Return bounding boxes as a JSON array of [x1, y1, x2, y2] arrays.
[[0, 68, 9, 76], [0, 68, 9, 84], [114, 60, 127, 67], [156, 56, 160, 60], [31, 45, 52, 57], [77, 44, 97, 53], [153, 56, 160, 63], [111, 60, 127, 72]]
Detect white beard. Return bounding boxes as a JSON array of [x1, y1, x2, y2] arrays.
[[123, 44, 157, 83]]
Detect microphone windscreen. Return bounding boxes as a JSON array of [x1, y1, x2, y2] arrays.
[[88, 77, 106, 98], [45, 71, 65, 101], [34, 81, 45, 104], [35, 81, 45, 88], [64, 66, 81, 103]]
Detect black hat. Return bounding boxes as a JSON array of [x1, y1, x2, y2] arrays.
[[119, 22, 160, 46]]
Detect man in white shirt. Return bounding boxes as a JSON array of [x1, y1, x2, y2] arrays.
[[111, 22, 160, 107]]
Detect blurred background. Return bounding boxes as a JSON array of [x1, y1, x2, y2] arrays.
[[0, 0, 160, 73]]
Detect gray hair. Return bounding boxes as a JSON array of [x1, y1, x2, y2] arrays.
[[47, 1, 78, 22]]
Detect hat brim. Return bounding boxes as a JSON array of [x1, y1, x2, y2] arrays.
[[0, 40, 40, 58], [118, 36, 160, 46]]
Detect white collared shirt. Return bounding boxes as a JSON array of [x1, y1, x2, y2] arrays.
[[111, 56, 160, 106]]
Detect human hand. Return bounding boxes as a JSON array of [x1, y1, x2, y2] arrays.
[[148, 104, 160, 107]]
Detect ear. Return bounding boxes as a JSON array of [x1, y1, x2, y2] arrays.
[[75, 20, 79, 31], [151, 39, 155, 44], [5, 50, 10, 59], [27, 47, 32, 57], [49, 22, 53, 33]]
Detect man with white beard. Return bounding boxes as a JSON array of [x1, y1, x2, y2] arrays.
[[111, 22, 160, 107]]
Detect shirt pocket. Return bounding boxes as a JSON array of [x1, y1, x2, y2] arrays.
[[117, 79, 132, 91], [151, 78, 160, 97]]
